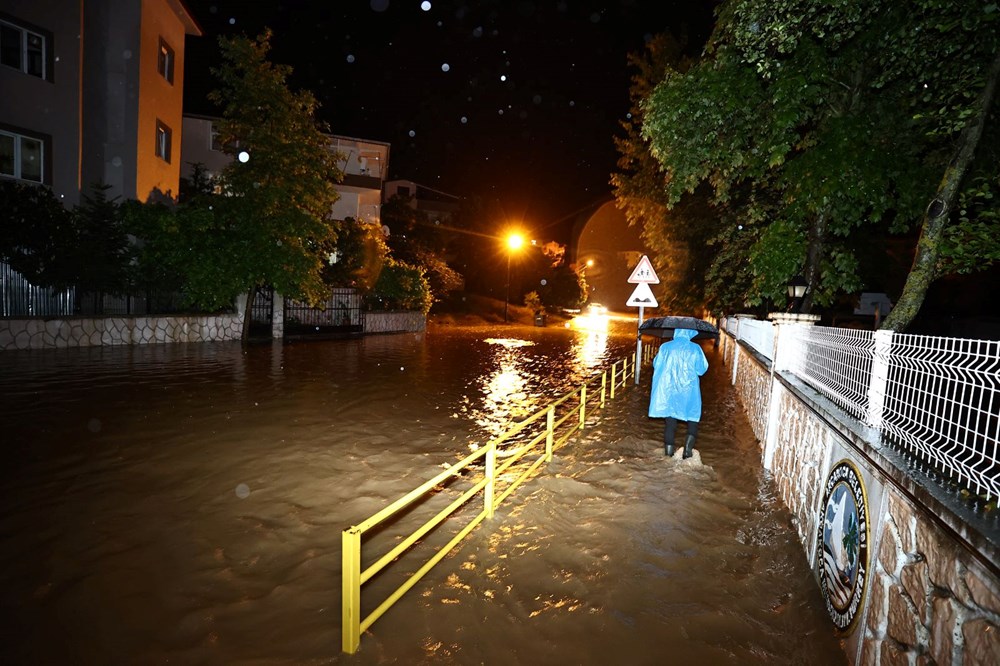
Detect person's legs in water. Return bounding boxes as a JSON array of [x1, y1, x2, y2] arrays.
[[683, 421, 699, 459], [664, 417, 678, 456]]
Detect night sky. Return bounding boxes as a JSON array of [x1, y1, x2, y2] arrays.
[[182, 0, 717, 241]]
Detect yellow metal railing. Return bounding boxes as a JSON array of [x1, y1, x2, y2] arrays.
[[342, 352, 639, 654]]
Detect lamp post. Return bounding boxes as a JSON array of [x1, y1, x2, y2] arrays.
[[504, 233, 524, 323], [787, 274, 808, 312]]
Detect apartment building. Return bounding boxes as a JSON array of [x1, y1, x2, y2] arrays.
[[0, 0, 200, 206], [181, 114, 391, 226]]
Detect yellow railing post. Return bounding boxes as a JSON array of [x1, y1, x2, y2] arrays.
[[600, 370, 607, 408], [342, 527, 362, 654], [610, 361, 617, 400], [579, 385, 587, 430], [485, 440, 496, 518], [545, 405, 554, 461]]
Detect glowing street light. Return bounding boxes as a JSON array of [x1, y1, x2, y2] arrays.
[[504, 233, 524, 323]]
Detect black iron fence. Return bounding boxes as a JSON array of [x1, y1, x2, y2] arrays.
[[4, 262, 367, 339], [2, 261, 192, 317], [284, 288, 365, 338]]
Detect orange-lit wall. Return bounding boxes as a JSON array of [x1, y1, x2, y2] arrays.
[[134, 0, 187, 201]]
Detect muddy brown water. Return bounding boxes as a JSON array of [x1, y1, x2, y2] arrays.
[[0, 321, 846, 664]]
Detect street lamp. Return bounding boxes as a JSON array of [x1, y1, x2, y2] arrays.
[[787, 274, 808, 312], [504, 233, 524, 323]]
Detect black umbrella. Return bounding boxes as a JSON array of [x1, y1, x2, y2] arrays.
[[639, 315, 719, 340]]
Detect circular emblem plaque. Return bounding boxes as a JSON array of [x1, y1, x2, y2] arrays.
[[817, 459, 870, 632]]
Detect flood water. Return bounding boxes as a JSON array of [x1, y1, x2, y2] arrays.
[[0, 318, 847, 665]]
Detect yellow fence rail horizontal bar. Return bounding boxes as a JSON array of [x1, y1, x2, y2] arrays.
[[342, 351, 641, 654]]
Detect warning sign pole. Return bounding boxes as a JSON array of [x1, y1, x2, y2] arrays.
[[635, 306, 644, 385], [626, 256, 659, 386]]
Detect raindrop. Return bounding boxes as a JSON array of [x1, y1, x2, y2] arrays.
[[590, 12, 601, 23], [472, 26, 483, 38], [532, 94, 542, 104], [346, 54, 355, 63], [540, 279, 547, 286], [210, 5, 218, 14], [500, 74, 507, 82], [408, 129, 416, 137], [498, 109, 504, 115], [400, 366, 405, 371], [421, 1, 431, 10], [738, 224, 744, 230], [238, 151, 250, 163], [87, 418, 101, 433], [370, 0, 389, 12], [122, 49, 132, 59], [111, 156, 122, 167], [228, 17, 236, 25], [235, 483, 250, 499], [569, 100, 575, 107], [441, 63, 450, 72], [460, 116, 467, 123]]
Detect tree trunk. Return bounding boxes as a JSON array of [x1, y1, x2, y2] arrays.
[[241, 285, 257, 345], [882, 49, 1000, 332], [801, 211, 827, 313]]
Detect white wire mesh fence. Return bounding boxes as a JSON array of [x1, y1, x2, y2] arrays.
[[723, 316, 775, 361], [777, 323, 1000, 502]]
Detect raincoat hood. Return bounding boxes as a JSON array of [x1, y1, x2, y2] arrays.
[[674, 329, 698, 341]]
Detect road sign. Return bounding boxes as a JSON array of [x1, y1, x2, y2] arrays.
[[627, 255, 659, 284], [626, 282, 658, 307]]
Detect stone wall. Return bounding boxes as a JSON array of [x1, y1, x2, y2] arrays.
[[363, 311, 426, 335], [723, 329, 999, 665], [0, 304, 426, 351], [0, 314, 243, 350], [865, 492, 1000, 664], [732, 342, 772, 447]]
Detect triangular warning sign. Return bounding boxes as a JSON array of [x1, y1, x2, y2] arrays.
[[627, 255, 659, 284], [626, 282, 658, 308]]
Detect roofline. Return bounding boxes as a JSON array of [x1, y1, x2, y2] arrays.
[[180, 113, 391, 148], [169, 0, 203, 36]]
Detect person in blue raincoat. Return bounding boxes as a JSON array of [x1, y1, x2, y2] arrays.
[[648, 328, 709, 458]]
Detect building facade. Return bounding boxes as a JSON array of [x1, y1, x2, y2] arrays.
[[0, 0, 200, 206], [180, 115, 390, 226]]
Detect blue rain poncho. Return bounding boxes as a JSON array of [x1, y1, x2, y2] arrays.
[[648, 328, 709, 422]]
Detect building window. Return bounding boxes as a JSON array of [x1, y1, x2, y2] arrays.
[[157, 38, 174, 84], [397, 186, 411, 197], [0, 19, 47, 79], [155, 120, 172, 163], [0, 128, 44, 183], [210, 122, 222, 151]]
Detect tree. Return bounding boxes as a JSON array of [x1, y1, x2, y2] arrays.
[[613, 33, 722, 314], [367, 258, 432, 314], [154, 30, 344, 334], [641, 0, 999, 328], [67, 184, 131, 298]]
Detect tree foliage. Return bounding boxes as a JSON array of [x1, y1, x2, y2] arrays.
[[639, 0, 999, 329], [0, 181, 130, 294]]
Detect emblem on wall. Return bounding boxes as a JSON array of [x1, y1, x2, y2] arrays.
[[817, 459, 870, 632]]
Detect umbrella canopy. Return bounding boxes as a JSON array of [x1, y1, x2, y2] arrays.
[[639, 315, 719, 340]]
